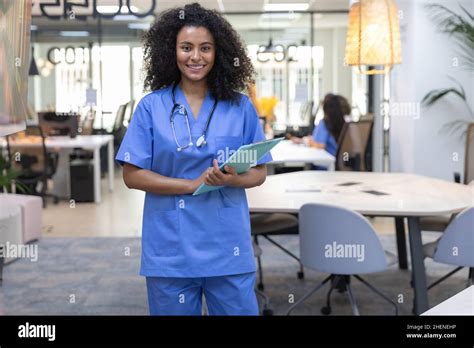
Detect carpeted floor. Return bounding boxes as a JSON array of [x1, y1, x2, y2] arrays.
[[0, 234, 470, 315]]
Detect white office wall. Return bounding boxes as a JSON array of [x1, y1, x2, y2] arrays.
[[390, 0, 474, 181]]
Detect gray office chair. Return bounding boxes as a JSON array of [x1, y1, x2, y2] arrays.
[[6, 126, 59, 207], [251, 213, 303, 291], [335, 120, 373, 172], [252, 241, 273, 316], [422, 207, 474, 291], [419, 123, 474, 232], [286, 203, 398, 315]]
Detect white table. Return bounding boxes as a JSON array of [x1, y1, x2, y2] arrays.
[[1, 135, 114, 203], [246, 171, 474, 314], [269, 140, 335, 171], [422, 286, 474, 315]]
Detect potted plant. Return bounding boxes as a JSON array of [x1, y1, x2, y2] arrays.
[[0, 154, 29, 194], [422, 3, 474, 135]]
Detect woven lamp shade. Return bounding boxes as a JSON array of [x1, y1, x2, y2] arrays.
[[345, 0, 402, 74]]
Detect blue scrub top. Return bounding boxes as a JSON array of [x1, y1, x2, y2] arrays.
[[312, 119, 338, 156], [116, 85, 272, 278]]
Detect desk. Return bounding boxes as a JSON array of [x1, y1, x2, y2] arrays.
[[269, 140, 335, 171], [246, 171, 474, 314], [422, 286, 474, 315], [1, 135, 114, 204]]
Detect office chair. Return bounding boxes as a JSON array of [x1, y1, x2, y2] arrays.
[[6, 125, 59, 207], [286, 203, 398, 315], [419, 123, 474, 233], [251, 213, 303, 291], [38, 111, 79, 137], [335, 120, 373, 172], [79, 103, 128, 174], [122, 100, 136, 129], [112, 102, 132, 153], [252, 241, 273, 316], [421, 207, 474, 292]]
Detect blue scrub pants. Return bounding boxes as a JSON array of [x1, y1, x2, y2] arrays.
[[146, 272, 259, 315]]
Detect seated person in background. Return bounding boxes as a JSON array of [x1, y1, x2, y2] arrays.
[[290, 94, 348, 156]]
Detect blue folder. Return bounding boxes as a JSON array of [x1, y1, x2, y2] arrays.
[[192, 137, 284, 196]]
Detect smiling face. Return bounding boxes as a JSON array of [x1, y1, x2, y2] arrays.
[[176, 26, 215, 84]]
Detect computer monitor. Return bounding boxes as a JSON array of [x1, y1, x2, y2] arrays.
[[38, 111, 80, 137]]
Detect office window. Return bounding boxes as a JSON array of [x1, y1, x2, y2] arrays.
[[91, 45, 131, 131], [54, 47, 90, 113]]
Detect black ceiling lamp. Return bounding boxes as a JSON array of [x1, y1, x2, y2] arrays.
[[29, 26, 39, 76], [262, 10, 279, 54], [262, 38, 280, 54], [29, 46, 40, 76]]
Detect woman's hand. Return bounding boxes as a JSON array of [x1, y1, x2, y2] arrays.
[[204, 159, 239, 187]]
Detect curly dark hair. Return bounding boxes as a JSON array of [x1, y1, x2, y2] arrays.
[[142, 2, 255, 102]]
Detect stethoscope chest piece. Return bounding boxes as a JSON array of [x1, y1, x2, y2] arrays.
[[170, 83, 217, 152]]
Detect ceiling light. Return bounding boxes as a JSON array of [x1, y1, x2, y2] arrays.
[[128, 23, 151, 30], [345, 0, 402, 74], [96, 5, 139, 14], [59, 31, 90, 37], [263, 3, 309, 12]]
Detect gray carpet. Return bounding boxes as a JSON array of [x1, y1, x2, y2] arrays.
[[0, 234, 470, 315]]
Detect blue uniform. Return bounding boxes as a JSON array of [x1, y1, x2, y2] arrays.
[[115, 84, 271, 315], [312, 119, 338, 156]]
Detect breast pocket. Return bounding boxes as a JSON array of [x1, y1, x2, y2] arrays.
[[215, 136, 243, 165]]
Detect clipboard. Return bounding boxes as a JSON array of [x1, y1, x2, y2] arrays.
[[192, 137, 284, 196]]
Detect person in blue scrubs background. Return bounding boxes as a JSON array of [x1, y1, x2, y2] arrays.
[[291, 94, 349, 157], [115, 3, 271, 315]]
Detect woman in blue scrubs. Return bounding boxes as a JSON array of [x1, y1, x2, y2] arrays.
[[291, 94, 348, 156], [115, 3, 271, 315]]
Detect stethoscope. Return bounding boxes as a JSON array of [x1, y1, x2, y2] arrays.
[[170, 83, 218, 152]]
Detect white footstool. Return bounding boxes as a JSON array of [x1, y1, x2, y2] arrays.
[[0, 205, 23, 268], [0, 194, 42, 243]]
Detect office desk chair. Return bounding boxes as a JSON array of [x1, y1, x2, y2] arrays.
[[422, 207, 474, 293], [38, 111, 79, 137], [251, 213, 303, 291], [111, 103, 128, 147], [419, 123, 474, 233], [6, 125, 59, 207], [122, 100, 136, 128], [286, 203, 398, 315], [335, 120, 373, 172], [77, 103, 130, 175]]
